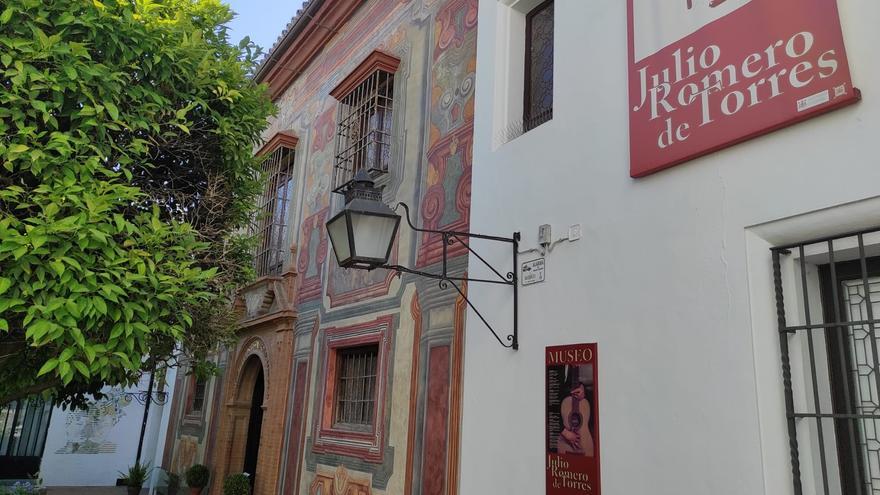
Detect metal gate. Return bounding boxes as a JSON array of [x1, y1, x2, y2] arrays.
[[0, 398, 53, 479]]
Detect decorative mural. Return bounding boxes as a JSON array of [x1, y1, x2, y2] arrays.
[[310, 464, 373, 495], [416, 125, 473, 267], [54, 390, 131, 454], [297, 208, 330, 303], [326, 232, 400, 308], [417, 0, 477, 268]]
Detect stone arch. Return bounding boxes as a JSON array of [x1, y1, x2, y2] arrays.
[[232, 337, 270, 405]]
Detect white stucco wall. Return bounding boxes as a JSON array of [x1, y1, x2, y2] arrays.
[[460, 1, 879, 494], [40, 372, 174, 488]]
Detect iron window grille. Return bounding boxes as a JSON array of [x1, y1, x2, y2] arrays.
[[334, 344, 379, 428], [253, 145, 295, 277], [772, 227, 880, 495], [333, 70, 394, 192], [523, 0, 554, 133]]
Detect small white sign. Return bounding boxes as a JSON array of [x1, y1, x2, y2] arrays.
[[797, 90, 830, 112], [521, 258, 545, 286]]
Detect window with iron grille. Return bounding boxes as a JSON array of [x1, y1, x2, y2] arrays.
[[334, 345, 379, 428], [772, 228, 880, 495], [332, 70, 394, 192], [524, 0, 554, 132], [254, 145, 295, 277]]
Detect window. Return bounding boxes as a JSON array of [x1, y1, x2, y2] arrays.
[[254, 142, 296, 277], [334, 345, 379, 428], [772, 228, 880, 495], [189, 376, 206, 413], [330, 51, 400, 192], [312, 316, 392, 462], [524, 0, 554, 132]]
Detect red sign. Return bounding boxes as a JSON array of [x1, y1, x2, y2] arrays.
[[628, 0, 860, 177], [546, 344, 600, 495]]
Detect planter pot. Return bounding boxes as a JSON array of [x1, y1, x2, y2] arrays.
[[190, 488, 204, 495], [168, 488, 179, 495], [127, 487, 141, 495]]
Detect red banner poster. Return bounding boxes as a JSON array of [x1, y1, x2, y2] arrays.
[[546, 343, 600, 495], [627, 0, 861, 177]]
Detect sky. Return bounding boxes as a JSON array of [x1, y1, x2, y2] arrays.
[[224, 0, 307, 54]]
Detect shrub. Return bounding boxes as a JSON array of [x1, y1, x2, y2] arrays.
[[119, 462, 151, 488], [222, 474, 250, 495], [165, 470, 180, 490], [185, 464, 209, 488], [0, 482, 41, 495]]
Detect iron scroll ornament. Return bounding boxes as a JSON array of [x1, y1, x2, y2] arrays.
[[121, 390, 168, 406], [377, 203, 520, 350]]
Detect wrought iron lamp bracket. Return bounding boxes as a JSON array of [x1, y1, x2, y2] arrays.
[[122, 390, 168, 406], [379, 203, 520, 350]]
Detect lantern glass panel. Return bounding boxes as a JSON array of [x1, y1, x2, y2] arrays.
[[351, 212, 397, 262], [327, 214, 352, 264]]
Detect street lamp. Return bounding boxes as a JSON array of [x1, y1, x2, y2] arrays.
[[326, 171, 401, 270], [326, 170, 521, 349]]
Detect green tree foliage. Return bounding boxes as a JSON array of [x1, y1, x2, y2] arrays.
[[0, 0, 274, 405]]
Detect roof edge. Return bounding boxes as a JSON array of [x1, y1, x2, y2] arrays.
[[254, 0, 364, 101]]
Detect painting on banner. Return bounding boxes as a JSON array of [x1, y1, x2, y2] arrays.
[[546, 343, 600, 495]]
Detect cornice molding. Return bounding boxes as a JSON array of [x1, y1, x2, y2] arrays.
[[329, 50, 401, 101], [256, 131, 299, 157]]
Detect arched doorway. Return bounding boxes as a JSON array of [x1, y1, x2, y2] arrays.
[[242, 364, 263, 489], [209, 326, 295, 495]]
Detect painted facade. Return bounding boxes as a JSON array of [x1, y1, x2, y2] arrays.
[[162, 0, 476, 493]]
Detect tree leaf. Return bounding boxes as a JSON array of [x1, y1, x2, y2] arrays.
[[73, 360, 90, 378], [93, 297, 107, 315], [84, 345, 96, 363], [26, 319, 53, 341], [60, 347, 75, 362], [104, 102, 119, 120], [37, 358, 59, 377], [109, 323, 124, 340]]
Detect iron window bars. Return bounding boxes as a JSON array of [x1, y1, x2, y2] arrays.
[[333, 70, 394, 192], [254, 145, 296, 277], [334, 344, 379, 428], [772, 227, 880, 495], [523, 0, 554, 133]]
